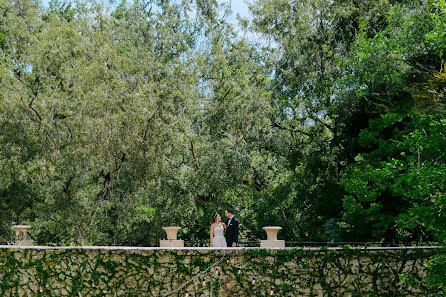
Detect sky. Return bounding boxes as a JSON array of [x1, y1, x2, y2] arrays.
[[227, 0, 251, 21]]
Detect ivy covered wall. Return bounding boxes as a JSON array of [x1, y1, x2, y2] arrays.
[[0, 246, 441, 296]]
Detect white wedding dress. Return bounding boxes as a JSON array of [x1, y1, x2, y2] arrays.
[[213, 224, 227, 247]]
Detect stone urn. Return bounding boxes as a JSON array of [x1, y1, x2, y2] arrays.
[[12, 225, 34, 246], [162, 227, 181, 240], [260, 226, 285, 248], [160, 227, 184, 247]]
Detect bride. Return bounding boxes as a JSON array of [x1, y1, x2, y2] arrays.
[[210, 214, 227, 247]]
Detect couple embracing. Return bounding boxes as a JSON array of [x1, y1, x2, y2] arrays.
[[210, 208, 239, 248]]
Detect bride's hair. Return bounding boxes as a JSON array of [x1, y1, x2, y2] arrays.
[[213, 213, 219, 222]]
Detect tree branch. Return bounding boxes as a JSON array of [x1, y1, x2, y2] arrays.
[[271, 122, 311, 137], [189, 141, 199, 170], [244, 178, 288, 221], [17, 75, 43, 122], [28, 96, 42, 122]]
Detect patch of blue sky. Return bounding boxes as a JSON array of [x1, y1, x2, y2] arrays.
[[224, 0, 251, 24]]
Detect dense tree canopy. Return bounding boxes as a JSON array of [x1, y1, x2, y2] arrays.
[[0, 0, 445, 265]]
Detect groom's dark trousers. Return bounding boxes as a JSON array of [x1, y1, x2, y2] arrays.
[[225, 216, 239, 247]]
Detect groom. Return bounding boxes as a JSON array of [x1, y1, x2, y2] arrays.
[[224, 208, 239, 247]]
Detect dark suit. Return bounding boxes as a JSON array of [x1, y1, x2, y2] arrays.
[[225, 216, 239, 247]]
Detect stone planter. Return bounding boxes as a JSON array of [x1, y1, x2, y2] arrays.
[[260, 226, 285, 248], [12, 225, 34, 246], [162, 227, 181, 240], [160, 227, 184, 247], [263, 226, 282, 240]]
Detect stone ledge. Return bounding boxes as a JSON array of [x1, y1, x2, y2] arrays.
[[0, 245, 442, 251]]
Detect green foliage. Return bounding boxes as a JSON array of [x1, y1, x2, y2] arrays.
[[340, 114, 446, 243], [427, 0, 446, 60], [426, 249, 446, 296], [0, 0, 205, 245], [0, 0, 443, 265]]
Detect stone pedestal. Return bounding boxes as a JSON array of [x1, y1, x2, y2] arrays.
[[160, 240, 185, 247], [260, 239, 285, 248], [260, 226, 285, 248], [160, 227, 184, 247], [12, 225, 34, 246]]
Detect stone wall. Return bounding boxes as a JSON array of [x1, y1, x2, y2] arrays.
[[0, 246, 441, 296]]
